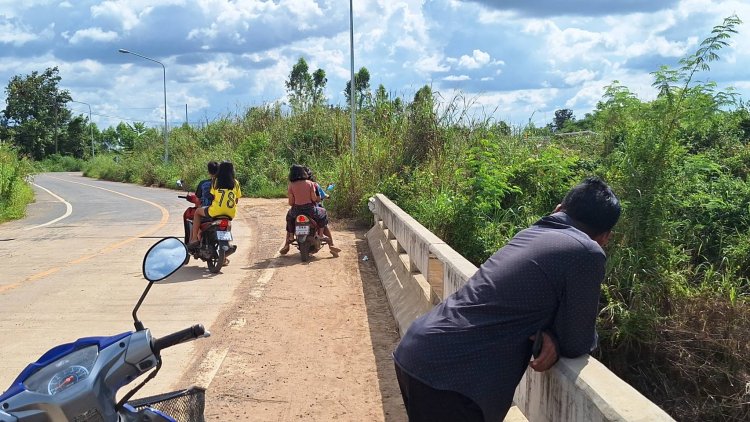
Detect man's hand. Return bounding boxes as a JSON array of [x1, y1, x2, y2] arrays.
[[529, 331, 558, 372]]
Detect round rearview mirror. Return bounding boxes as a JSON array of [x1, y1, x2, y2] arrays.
[[142, 237, 187, 282]]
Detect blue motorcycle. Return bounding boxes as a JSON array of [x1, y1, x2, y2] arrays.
[[0, 237, 209, 421]]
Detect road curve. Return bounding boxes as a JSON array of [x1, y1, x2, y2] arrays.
[[0, 172, 250, 396]]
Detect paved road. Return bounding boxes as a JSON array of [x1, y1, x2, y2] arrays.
[[0, 172, 407, 421], [0, 172, 250, 397]]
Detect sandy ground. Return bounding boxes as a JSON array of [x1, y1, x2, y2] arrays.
[[177, 198, 407, 421]]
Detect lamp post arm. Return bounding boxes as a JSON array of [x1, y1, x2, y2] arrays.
[[118, 49, 168, 162], [70, 100, 95, 158]]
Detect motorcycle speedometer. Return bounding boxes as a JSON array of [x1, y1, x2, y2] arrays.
[[24, 345, 99, 395]]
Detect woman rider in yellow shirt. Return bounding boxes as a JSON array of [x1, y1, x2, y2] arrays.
[[188, 161, 242, 247]]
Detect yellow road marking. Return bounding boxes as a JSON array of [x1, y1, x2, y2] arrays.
[[4, 176, 171, 292]]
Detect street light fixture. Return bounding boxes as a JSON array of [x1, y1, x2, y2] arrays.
[[70, 100, 94, 158], [118, 48, 169, 162]]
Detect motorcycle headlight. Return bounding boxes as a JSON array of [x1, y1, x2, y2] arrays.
[[24, 345, 99, 395]]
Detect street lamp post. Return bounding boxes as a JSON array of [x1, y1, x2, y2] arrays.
[[118, 48, 169, 163], [349, 0, 356, 153], [71, 100, 94, 158]]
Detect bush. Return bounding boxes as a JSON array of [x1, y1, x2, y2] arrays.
[[0, 144, 34, 222], [36, 154, 84, 172]]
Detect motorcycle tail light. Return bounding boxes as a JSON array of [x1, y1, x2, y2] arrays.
[[218, 219, 230, 230], [296, 215, 309, 223]]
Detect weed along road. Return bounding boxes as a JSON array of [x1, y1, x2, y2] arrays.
[[0, 172, 405, 420]]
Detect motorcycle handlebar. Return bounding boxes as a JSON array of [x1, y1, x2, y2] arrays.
[[178, 195, 187, 199], [152, 324, 207, 354]]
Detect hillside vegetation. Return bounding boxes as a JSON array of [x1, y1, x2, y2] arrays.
[[2, 15, 748, 421]]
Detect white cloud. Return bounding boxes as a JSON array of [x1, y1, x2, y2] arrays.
[[0, 21, 39, 45], [409, 54, 450, 75], [474, 88, 560, 124], [284, 0, 324, 30], [185, 57, 244, 92], [458, 49, 491, 69], [444, 75, 470, 81], [61, 59, 105, 76], [90, 1, 186, 31], [564, 81, 608, 109], [564, 69, 597, 85], [67, 27, 119, 44]]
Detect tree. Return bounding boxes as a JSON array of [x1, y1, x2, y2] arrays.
[[344, 67, 371, 110], [405, 85, 439, 164], [285, 57, 327, 112], [285, 57, 312, 113], [553, 109, 574, 132], [1, 67, 73, 159], [311, 68, 327, 107]]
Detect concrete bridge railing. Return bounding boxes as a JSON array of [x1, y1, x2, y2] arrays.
[[365, 194, 674, 422]]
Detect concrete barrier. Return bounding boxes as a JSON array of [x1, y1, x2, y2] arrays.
[[366, 194, 674, 422]]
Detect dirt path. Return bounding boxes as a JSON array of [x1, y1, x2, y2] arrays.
[[177, 198, 406, 421]]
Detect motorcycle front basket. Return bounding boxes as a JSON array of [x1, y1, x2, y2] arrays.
[[128, 386, 206, 422]]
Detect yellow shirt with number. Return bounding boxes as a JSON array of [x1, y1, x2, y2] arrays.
[[208, 179, 242, 219]]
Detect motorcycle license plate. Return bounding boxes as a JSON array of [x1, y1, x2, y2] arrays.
[[217, 231, 233, 241], [295, 225, 310, 235]]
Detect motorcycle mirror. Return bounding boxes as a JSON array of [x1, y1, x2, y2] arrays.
[[142, 237, 187, 282], [133, 237, 187, 331]]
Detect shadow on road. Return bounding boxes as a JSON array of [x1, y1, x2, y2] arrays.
[[354, 226, 406, 422], [243, 252, 337, 271], [158, 265, 222, 283]]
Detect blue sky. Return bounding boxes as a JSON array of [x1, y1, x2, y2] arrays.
[[0, 0, 748, 129]]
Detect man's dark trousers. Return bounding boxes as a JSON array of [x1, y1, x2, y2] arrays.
[[394, 363, 484, 422]]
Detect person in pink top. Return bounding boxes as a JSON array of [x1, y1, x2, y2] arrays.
[[279, 164, 341, 256]]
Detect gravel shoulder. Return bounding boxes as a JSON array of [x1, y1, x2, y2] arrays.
[[176, 198, 406, 421]]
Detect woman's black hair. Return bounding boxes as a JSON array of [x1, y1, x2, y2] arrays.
[[304, 166, 317, 182], [215, 161, 236, 189], [207, 161, 219, 176], [289, 164, 308, 182], [560, 177, 621, 235]]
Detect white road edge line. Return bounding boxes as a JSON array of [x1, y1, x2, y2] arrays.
[[24, 183, 73, 231], [193, 347, 229, 390], [249, 252, 280, 299]]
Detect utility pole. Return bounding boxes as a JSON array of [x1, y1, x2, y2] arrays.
[[53, 102, 58, 155]]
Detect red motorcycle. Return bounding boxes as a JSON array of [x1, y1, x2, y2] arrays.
[[178, 192, 237, 273], [292, 213, 329, 262]]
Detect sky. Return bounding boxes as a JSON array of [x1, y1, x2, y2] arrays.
[[0, 0, 749, 130]]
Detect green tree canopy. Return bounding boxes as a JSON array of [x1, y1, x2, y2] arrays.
[[285, 57, 327, 112], [553, 108, 575, 132], [344, 67, 371, 110], [1, 67, 74, 159]]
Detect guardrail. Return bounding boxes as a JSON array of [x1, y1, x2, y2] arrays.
[[366, 194, 674, 422]]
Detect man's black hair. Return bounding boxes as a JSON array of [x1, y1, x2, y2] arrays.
[[207, 161, 219, 175], [289, 164, 308, 182], [560, 177, 621, 235], [215, 161, 236, 189]]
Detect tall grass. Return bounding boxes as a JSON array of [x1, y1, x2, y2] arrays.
[[0, 144, 33, 222]]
